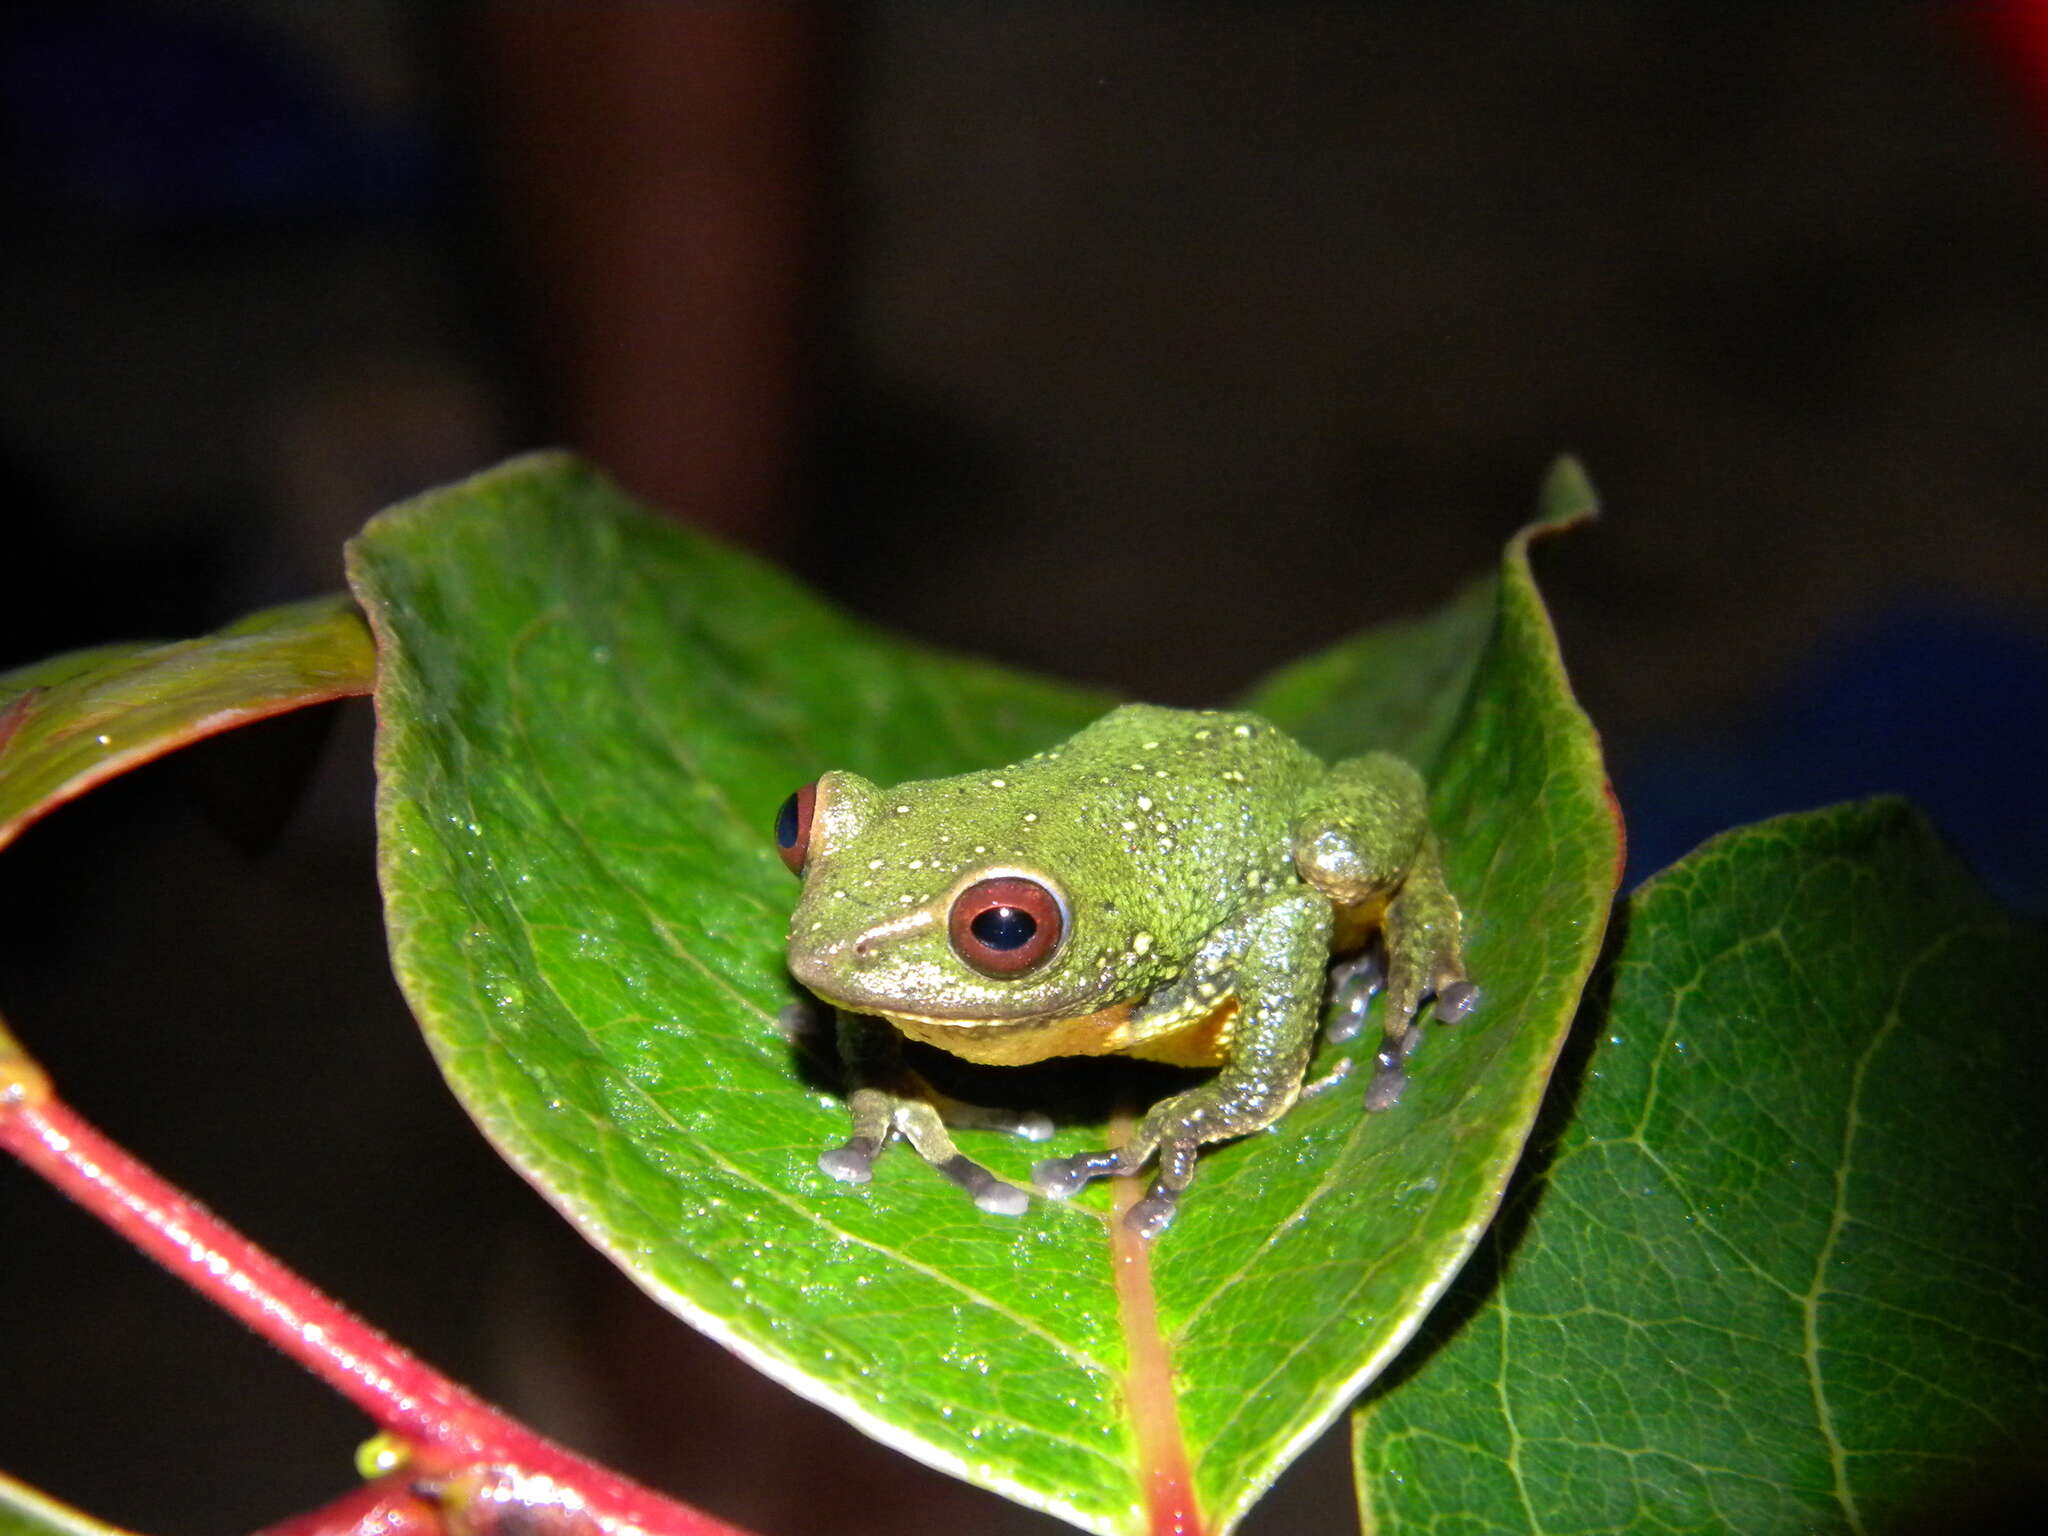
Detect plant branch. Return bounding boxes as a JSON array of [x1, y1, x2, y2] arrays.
[[0, 1016, 758, 1536], [249, 1477, 443, 1536]]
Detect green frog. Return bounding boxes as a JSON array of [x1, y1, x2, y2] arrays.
[[776, 704, 1474, 1237]]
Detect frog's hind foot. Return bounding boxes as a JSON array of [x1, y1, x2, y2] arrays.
[[1370, 845, 1476, 1106], [1322, 946, 1385, 1044]]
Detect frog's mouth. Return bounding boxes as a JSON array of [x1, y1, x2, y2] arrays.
[[787, 945, 1069, 1031], [875, 1001, 1141, 1068]]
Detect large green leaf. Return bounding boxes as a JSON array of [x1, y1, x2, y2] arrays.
[[1353, 801, 2048, 1532], [349, 453, 1618, 1534], [0, 597, 375, 854]]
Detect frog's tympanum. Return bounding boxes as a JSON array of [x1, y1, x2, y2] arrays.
[[776, 705, 1474, 1237]]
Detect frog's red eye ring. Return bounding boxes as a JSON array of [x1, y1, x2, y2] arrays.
[[948, 876, 1065, 975], [774, 781, 818, 874]]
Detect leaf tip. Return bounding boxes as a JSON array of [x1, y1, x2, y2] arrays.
[[1532, 455, 1600, 535]]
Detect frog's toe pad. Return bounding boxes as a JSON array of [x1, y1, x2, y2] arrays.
[[975, 1183, 1031, 1216], [1032, 1155, 1091, 1199], [970, 1187, 1032, 1220], [1013, 1110, 1057, 1142], [1126, 1190, 1178, 1239], [1323, 1000, 1371, 1045], [1364, 1055, 1409, 1112], [819, 1138, 879, 1184], [939, 1155, 1029, 1215], [1435, 980, 1480, 1022]]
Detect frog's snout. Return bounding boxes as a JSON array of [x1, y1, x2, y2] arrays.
[[787, 944, 836, 993]]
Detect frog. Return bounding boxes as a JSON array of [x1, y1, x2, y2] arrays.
[[775, 703, 1475, 1237]]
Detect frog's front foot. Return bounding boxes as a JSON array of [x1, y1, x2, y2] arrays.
[[1031, 1148, 1122, 1201], [1033, 1144, 1193, 1239], [1033, 1084, 1261, 1238], [1366, 848, 1477, 1108], [819, 1081, 1047, 1216]]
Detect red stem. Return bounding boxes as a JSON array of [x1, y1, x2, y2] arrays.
[[249, 1477, 444, 1536], [0, 1083, 756, 1536]]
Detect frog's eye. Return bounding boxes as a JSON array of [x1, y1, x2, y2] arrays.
[[948, 876, 1065, 975], [774, 782, 818, 874]]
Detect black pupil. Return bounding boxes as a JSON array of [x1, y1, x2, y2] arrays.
[[774, 793, 800, 849], [970, 905, 1037, 951]]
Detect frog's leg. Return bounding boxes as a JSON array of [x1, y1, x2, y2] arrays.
[[817, 1011, 1051, 1216], [1033, 888, 1333, 1237], [1291, 751, 1476, 1110]]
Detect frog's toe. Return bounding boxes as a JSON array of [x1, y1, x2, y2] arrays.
[[1363, 1052, 1409, 1112], [1032, 1150, 1121, 1199], [1013, 1110, 1057, 1142], [1435, 979, 1479, 1022], [936, 1155, 1030, 1216], [1322, 950, 1385, 1043], [1126, 1189, 1178, 1239], [1318, 1011, 1368, 1048], [819, 1136, 881, 1184], [1323, 993, 1372, 1045], [978, 1185, 1030, 1216], [1329, 948, 1385, 1001]]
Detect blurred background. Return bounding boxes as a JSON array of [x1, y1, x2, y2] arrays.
[[2, 4, 2045, 1533]]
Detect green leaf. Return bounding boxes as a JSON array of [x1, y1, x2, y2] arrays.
[[1353, 801, 2048, 1533], [349, 453, 1618, 1534], [0, 597, 376, 854], [0, 1471, 139, 1536]]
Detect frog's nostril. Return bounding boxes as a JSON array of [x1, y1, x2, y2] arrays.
[[854, 938, 870, 956]]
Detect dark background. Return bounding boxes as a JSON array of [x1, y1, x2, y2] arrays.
[[2, 5, 2045, 1534]]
